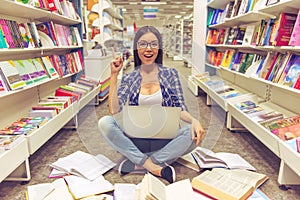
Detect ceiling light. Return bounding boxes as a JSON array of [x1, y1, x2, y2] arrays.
[[175, 15, 181, 19], [122, 8, 127, 12], [129, 2, 138, 5], [186, 5, 193, 8]]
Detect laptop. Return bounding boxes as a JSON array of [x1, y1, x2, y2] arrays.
[[114, 105, 181, 139]]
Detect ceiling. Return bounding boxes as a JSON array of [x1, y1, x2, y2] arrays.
[[84, 0, 195, 27]]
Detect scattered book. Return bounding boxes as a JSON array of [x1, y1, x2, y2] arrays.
[[137, 173, 194, 200], [191, 147, 256, 171], [50, 151, 116, 181], [191, 168, 268, 200], [176, 153, 200, 172], [26, 178, 73, 200], [64, 175, 114, 199]]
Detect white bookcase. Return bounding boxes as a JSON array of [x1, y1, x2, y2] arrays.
[[190, 0, 300, 186], [0, 0, 100, 183], [89, 0, 123, 49]]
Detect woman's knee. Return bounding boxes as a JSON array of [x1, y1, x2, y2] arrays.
[[98, 115, 114, 137]]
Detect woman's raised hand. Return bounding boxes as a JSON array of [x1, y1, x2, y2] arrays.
[[110, 56, 123, 75]]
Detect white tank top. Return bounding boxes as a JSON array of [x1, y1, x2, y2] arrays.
[[139, 89, 162, 105]]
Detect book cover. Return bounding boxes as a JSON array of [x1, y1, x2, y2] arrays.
[[265, 53, 284, 81], [272, 12, 297, 46], [55, 88, 81, 101], [225, 1, 235, 19], [17, 22, 34, 48], [5, 20, 22, 48], [242, 23, 257, 45], [278, 54, 300, 85], [28, 22, 42, 47], [221, 50, 236, 68], [0, 74, 9, 94], [0, 60, 26, 91], [289, 10, 300, 46], [0, 19, 16, 48], [49, 55, 64, 77], [239, 53, 255, 74], [13, 60, 34, 85], [272, 122, 300, 141], [293, 74, 300, 90], [36, 22, 57, 46], [272, 53, 292, 83], [32, 58, 49, 82], [41, 56, 59, 79], [17, 59, 40, 83], [0, 25, 8, 48], [258, 52, 278, 79], [282, 57, 300, 87]]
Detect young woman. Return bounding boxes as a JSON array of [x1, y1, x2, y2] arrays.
[[98, 26, 204, 183]]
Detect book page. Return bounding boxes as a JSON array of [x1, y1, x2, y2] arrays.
[[43, 178, 73, 200], [212, 168, 268, 188], [64, 175, 114, 199], [192, 170, 253, 200], [216, 152, 256, 171], [114, 183, 137, 200], [166, 179, 194, 199], [176, 153, 200, 172], [27, 183, 54, 200], [50, 151, 116, 180], [148, 173, 167, 200]]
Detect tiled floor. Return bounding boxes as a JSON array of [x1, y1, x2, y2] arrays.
[[0, 56, 300, 200]]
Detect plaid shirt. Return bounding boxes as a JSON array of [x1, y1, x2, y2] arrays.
[[118, 64, 188, 111]]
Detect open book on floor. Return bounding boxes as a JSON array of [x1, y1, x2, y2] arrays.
[[137, 173, 194, 200], [178, 147, 256, 171], [50, 151, 116, 181], [191, 168, 268, 200]]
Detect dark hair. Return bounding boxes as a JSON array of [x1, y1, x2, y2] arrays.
[[133, 26, 163, 69]]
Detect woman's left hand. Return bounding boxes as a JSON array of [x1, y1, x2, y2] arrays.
[[190, 118, 204, 146]]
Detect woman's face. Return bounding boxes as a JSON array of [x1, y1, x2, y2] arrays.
[[137, 32, 159, 65]]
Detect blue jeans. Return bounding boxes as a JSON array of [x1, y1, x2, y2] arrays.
[[98, 115, 196, 166]]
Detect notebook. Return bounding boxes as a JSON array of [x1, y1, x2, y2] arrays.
[[114, 105, 181, 139]]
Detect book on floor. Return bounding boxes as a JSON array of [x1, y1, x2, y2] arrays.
[[191, 147, 256, 171], [137, 173, 194, 200], [64, 175, 114, 199], [26, 178, 73, 200], [191, 168, 268, 200], [50, 151, 116, 181], [176, 153, 200, 172]]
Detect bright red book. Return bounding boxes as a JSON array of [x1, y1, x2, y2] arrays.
[[273, 12, 297, 46], [55, 88, 81, 101]]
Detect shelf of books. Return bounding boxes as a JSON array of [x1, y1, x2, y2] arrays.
[[0, 0, 104, 183], [192, 0, 300, 185]]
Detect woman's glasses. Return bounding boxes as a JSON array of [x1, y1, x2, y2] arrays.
[[137, 41, 159, 49]]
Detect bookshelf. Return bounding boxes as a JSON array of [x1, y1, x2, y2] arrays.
[[87, 0, 123, 50], [0, 0, 100, 183], [173, 20, 183, 61], [190, 0, 300, 186], [163, 24, 176, 58]]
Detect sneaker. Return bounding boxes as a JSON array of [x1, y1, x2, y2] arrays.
[[160, 165, 176, 183], [118, 159, 135, 175]]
